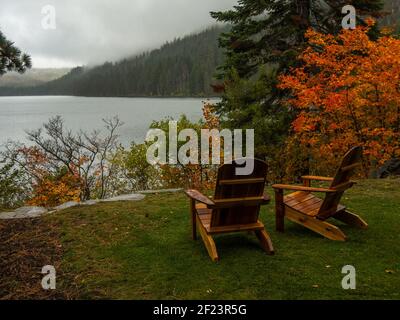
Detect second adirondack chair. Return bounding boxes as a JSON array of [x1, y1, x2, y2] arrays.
[[185, 159, 274, 262], [272, 146, 368, 241]]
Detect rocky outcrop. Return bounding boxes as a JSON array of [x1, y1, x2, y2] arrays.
[[53, 201, 81, 211], [0, 207, 48, 220], [102, 194, 145, 202], [0, 189, 183, 220], [138, 188, 182, 194], [377, 158, 400, 178]]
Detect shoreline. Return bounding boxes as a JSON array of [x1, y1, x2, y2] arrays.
[[0, 95, 221, 99]]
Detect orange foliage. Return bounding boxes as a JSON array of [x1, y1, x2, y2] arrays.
[[18, 146, 82, 207], [279, 21, 400, 176], [203, 100, 220, 130], [28, 173, 81, 207], [17, 146, 48, 178]]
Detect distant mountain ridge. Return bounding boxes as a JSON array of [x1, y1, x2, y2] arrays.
[[1, 5, 399, 98], [0, 68, 69, 88], [383, 0, 400, 31], [0, 26, 227, 97]]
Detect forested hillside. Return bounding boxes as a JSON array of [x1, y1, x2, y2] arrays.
[[1, 3, 398, 98], [383, 0, 400, 31], [0, 26, 226, 97]]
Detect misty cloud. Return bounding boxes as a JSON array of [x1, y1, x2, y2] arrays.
[[0, 0, 237, 68]]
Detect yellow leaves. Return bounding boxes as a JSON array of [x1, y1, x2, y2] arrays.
[[364, 17, 376, 27], [202, 100, 220, 129], [28, 173, 81, 207]]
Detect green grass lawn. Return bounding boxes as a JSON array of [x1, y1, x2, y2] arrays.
[[51, 179, 400, 300]]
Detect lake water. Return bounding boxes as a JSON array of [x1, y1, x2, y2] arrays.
[[0, 96, 208, 147]]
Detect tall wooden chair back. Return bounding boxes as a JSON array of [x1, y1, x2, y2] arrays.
[[210, 158, 268, 229], [317, 146, 363, 220]]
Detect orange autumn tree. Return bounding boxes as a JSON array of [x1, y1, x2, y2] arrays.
[[279, 20, 400, 177], [28, 171, 81, 207], [16, 146, 81, 207]]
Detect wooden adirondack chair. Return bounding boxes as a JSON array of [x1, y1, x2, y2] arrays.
[[272, 146, 368, 241], [185, 159, 274, 262]]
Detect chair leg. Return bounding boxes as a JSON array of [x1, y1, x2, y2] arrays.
[[285, 208, 347, 241], [275, 189, 285, 232], [334, 210, 368, 229], [255, 229, 275, 255], [196, 216, 219, 262], [190, 199, 197, 240]]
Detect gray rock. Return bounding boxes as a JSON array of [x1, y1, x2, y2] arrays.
[[17, 206, 48, 215], [103, 194, 146, 202], [1, 206, 48, 219], [81, 200, 100, 206], [138, 188, 182, 194], [0, 212, 18, 220], [53, 201, 80, 211], [377, 158, 400, 178], [0, 193, 148, 220]]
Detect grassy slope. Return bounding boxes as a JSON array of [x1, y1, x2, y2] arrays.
[[52, 179, 400, 300]]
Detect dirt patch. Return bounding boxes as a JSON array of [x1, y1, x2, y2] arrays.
[[0, 218, 78, 300]]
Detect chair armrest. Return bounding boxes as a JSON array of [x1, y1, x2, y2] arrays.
[[272, 184, 336, 193], [185, 189, 215, 207], [301, 175, 334, 182]]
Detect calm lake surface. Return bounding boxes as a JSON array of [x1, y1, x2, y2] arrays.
[[0, 96, 208, 146]]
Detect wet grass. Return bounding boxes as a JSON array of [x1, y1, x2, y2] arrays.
[[48, 178, 400, 300]]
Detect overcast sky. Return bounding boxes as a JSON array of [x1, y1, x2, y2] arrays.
[[0, 0, 237, 68]]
